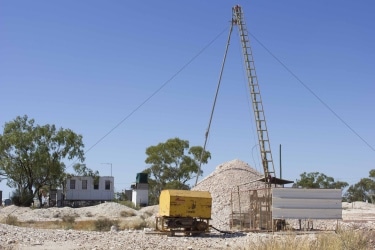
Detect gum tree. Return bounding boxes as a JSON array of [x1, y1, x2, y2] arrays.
[[143, 137, 211, 205], [344, 170, 375, 203], [0, 115, 85, 206], [295, 172, 348, 189]]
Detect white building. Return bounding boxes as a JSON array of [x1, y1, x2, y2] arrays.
[[131, 173, 149, 207], [132, 183, 148, 207], [65, 176, 114, 201]]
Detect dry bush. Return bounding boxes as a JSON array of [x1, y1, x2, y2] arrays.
[[119, 217, 147, 230], [245, 229, 372, 250], [94, 218, 119, 231], [5, 215, 19, 226], [255, 234, 315, 250], [28, 221, 63, 230], [142, 210, 154, 218], [18, 220, 96, 231], [120, 210, 136, 217], [73, 220, 96, 231], [85, 211, 93, 217], [336, 229, 372, 250], [72, 220, 120, 231], [313, 233, 341, 250], [62, 215, 76, 224], [119, 200, 139, 210], [145, 219, 156, 229]]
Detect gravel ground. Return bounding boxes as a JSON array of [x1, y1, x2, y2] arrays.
[[0, 223, 254, 250], [1, 159, 374, 249]]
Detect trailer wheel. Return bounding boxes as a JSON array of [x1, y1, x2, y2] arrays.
[[194, 221, 208, 231]]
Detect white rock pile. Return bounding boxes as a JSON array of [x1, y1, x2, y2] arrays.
[[193, 159, 264, 230]]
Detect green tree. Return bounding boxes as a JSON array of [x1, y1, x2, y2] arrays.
[[70, 163, 100, 187], [344, 170, 375, 203], [143, 137, 211, 205], [0, 168, 7, 181], [370, 169, 375, 178], [295, 172, 348, 189], [72, 163, 99, 179], [114, 190, 128, 201], [0, 115, 85, 206]]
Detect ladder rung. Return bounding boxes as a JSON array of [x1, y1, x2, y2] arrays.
[[261, 149, 272, 152]]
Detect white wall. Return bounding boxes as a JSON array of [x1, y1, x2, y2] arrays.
[[132, 189, 148, 206], [65, 176, 114, 201]]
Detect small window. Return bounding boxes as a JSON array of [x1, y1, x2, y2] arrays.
[[94, 183, 99, 190], [70, 180, 76, 189], [82, 180, 87, 190], [105, 180, 111, 190]]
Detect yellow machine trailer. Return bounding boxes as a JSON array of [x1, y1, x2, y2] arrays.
[[156, 190, 212, 236]]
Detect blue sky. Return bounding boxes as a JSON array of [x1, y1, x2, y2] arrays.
[[1, 1, 374, 198]]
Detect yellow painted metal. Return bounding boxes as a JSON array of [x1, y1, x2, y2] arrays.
[[159, 190, 212, 219]]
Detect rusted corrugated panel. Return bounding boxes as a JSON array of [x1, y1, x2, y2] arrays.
[[272, 188, 342, 219]]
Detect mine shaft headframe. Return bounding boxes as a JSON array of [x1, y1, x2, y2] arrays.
[[231, 5, 276, 185], [231, 5, 241, 25]]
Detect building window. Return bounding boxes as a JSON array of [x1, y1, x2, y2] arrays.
[[70, 180, 76, 189], [94, 183, 99, 190], [105, 180, 111, 190], [82, 180, 87, 190]]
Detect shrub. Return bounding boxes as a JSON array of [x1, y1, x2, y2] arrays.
[[143, 210, 154, 217], [62, 215, 75, 224], [118, 200, 138, 210], [120, 210, 136, 217], [247, 229, 373, 250], [336, 229, 371, 250], [119, 217, 147, 230], [145, 218, 156, 229], [5, 215, 19, 226], [94, 218, 118, 231], [11, 189, 34, 207]]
